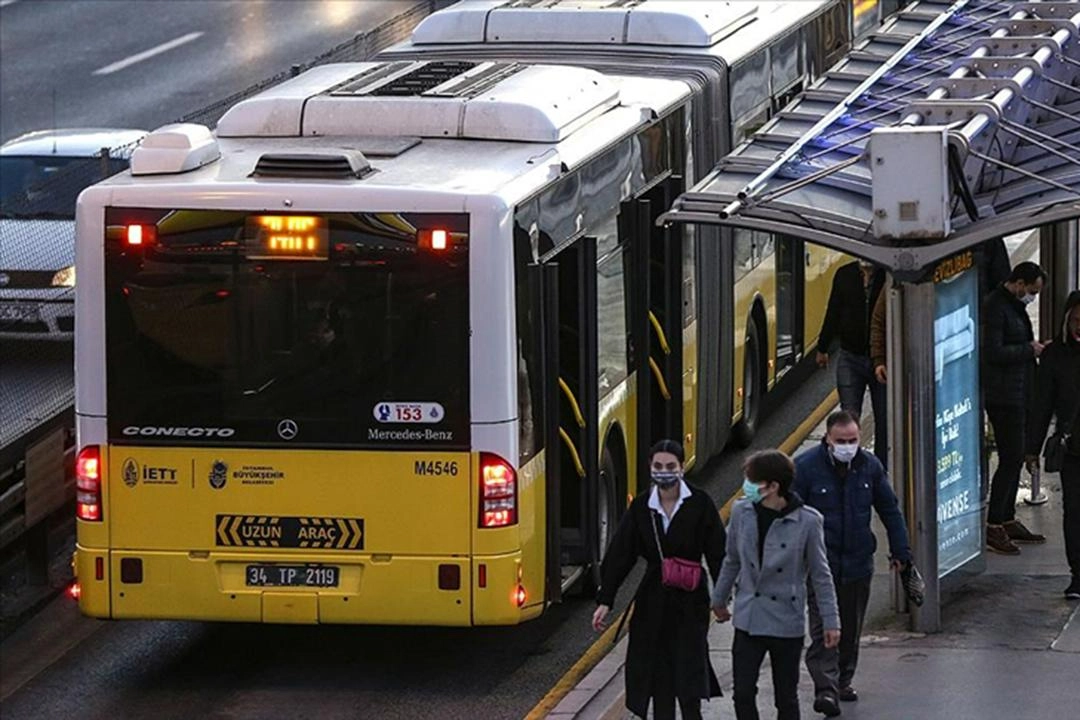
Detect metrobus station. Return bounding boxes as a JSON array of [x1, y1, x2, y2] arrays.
[[0, 1, 1078, 719]]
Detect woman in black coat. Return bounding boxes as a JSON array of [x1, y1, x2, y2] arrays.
[[591, 440, 726, 720]]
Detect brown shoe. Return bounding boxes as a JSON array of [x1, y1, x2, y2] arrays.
[[987, 524, 1020, 555], [1003, 519, 1046, 544]]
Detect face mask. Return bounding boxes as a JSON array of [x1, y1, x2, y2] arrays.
[[1021, 293, 1037, 306], [652, 470, 682, 489], [742, 477, 767, 504], [830, 442, 859, 464]]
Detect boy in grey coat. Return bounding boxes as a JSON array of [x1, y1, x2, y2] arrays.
[[712, 450, 840, 720]]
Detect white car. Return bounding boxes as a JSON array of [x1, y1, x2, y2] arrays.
[[1, 128, 147, 340]]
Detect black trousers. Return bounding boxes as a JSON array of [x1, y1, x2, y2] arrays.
[[648, 610, 703, 720], [732, 629, 803, 720], [1063, 454, 1080, 578], [986, 404, 1026, 525], [807, 576, 872, 694]]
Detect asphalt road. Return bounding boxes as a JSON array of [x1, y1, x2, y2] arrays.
[[0, 0, 415, 143], [0, 368, 834, 720], [0, 339, 72, 446]]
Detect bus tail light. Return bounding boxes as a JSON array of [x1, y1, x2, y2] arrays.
[[479, 453, 517, 528], [76, 446, 102, 522]]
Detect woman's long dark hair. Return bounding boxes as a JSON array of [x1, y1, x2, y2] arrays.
[[649, 439, 685, 464]]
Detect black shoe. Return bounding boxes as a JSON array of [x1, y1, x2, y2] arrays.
[[1066, 577, 1080, 600], [838, 686, 859, 702], [1003, 519, 1046, 544], [814, 693, 842, 717]]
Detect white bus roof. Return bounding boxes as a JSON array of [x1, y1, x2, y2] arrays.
[[404, 1, 831, 65], [104, 64, 690, 203], [411, 0, 761, 48]]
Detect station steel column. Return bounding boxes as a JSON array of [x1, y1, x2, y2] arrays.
[[887, 280, 941, 633], [1040, 221, 1080, 333]]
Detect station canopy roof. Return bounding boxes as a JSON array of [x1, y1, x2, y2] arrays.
[[660, 0, 1080, 274]]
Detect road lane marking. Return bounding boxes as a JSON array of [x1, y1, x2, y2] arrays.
[[92, 31, 203, 76], [525, 388, 840, 718], [0, 0, 20, 8]]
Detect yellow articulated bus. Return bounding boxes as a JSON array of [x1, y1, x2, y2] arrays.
[[73, 0, 857, 626]]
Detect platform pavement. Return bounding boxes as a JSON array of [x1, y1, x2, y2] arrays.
[[552, 424, 1079, 720]]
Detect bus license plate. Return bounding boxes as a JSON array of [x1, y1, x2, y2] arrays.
[[0, 303, 40, 323], [245, 564, 339, 588]]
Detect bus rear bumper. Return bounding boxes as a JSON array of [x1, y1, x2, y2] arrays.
[[75, 545, 540, 626]]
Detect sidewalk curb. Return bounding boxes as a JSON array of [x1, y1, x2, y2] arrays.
[[550, 392, 839, 720]]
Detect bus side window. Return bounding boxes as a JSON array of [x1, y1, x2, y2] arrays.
[[514, 206, 545, 465]]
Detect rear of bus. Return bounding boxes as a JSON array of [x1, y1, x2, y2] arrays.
[[73, 202, 528, 625]]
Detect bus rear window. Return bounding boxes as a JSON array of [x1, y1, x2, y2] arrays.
[[103, 209, 470, 449]]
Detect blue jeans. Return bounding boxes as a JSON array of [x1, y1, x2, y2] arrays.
[[835, 350, 888, 469]]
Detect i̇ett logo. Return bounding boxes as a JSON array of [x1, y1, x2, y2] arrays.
[[122, 458, 139, 488]]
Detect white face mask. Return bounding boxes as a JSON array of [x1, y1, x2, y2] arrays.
[[1021, 293, 1038, 306], [830, 442, 859, 464]]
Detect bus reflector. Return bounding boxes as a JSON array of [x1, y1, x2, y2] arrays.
[[479, 453, 517, 528], [478, 564, 487, 588], [76, 446, 103, 522], [95, 557, 105, 581]]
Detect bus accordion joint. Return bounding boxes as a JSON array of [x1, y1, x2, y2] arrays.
[[557, 428, 587, 479], [648, 311, 671, 355], [648, 357, 672, 401], [557, 377, 586, 429]]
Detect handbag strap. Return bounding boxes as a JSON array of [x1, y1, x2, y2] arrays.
[[650, 510, 665, 562]]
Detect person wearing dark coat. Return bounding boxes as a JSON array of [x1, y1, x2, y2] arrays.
[[593, 440, 726, 720], [981, 261, 1049, 554], [1025, 290, 1080, 600], [794, 410, 912, 714], [815, 260, 889, 467], [979, 238, 1012, 301]]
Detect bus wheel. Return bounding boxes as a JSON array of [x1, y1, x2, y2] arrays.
[[588, 448, 620, 590], [733, 320, 762, 448]]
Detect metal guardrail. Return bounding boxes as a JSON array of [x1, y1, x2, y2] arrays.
[[0, 0, 449, 585]]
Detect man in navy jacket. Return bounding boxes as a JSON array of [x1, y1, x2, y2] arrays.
[[794, 410, 912, 716]]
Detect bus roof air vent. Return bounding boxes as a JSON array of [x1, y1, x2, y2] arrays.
[[411, 0, 758, 48], [304, 62, 618, 143], [251, 150, 373, 180], [130, 123, 220, 176]]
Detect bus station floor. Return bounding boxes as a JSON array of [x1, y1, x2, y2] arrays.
[[555, 423, 1080, 720]]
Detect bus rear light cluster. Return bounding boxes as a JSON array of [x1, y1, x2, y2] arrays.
[[76, 446, 103, 522], [479, 453, 517, 528]]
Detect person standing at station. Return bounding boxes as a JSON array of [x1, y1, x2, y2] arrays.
[[1025, 290, 1080, 600], [712, 450, 840, 720], [794, 410, 912, 715], [816, 258, 888, 467], [982, 261, 1048, 554], [870, 282, 888, 386], [592, 439, 726, 720]]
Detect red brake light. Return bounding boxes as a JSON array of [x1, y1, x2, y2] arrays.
[[418, 228, 451, 251], [126, 224, 156, 247], [68, 583, 82, 600], [515, 584, 527, 607], [76, 446, 103, 522], [480, 453, 517, 528]]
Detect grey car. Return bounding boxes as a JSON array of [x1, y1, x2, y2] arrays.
[[0, 128, 146, 340]]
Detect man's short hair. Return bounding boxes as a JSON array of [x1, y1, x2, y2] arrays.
[[650, 438, 685, 464], [744, 450, 794, 495], [1008, 261, 1047, 285], [826, 409, 861, 431]]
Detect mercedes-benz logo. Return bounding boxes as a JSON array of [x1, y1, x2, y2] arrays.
[[277, 418, 298, 441], [0, 273, 9, 288]]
